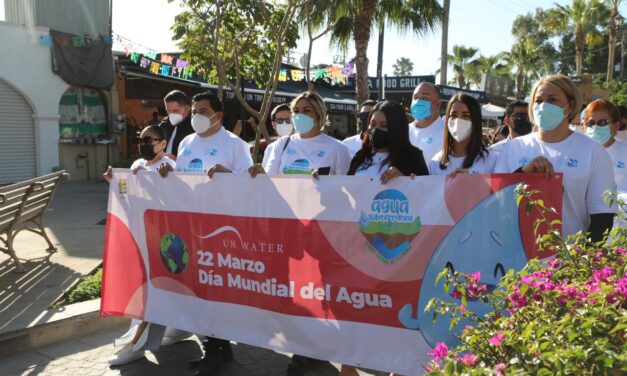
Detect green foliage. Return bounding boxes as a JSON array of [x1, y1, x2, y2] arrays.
[[171, 0, 299, 87], [65, 268, 102, 304], [393, 57, 414, 76], [424, 188, 627, 375]]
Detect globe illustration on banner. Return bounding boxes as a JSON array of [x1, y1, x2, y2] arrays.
[[160, 233, 189, 274]]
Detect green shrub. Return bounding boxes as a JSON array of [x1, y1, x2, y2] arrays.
[[424, 187, 626, 375], [65, 268, 102, 304]]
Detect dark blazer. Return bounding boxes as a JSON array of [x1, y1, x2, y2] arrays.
[[159, 114, 194, 156]]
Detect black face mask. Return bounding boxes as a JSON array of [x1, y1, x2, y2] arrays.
[[513, 117, 532, 136], [139, 143, 158, 161], [370, 128, 389, 149]]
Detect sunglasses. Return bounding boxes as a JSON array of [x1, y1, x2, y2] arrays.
[[274, 118, 292, 125], [139, 136, 163, 144], [585, 119, 610, 127], [358, 112, 370, 122]]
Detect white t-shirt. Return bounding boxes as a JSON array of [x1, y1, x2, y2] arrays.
[[491, 137, 510, 153], [175, 127, 253, 173], [354, 152, 390, 177], [495, 132, 616, 237], [606, 139, 627, 229], [408, 117, 445, 163], [130, 156, 175, 171], [429, 149, 498, 175], [341, 134, 364, 159], [265, 133, 351, 175], [606, 139, 627, 196]]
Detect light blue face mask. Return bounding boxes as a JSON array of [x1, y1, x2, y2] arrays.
[[586, 125, 612, 145], [533, 102, 566, 131], [292, 114, 315, 134], [411, 99, 432, 121]]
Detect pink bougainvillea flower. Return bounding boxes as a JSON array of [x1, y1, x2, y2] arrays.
[[489, 333, 505, 346], [494, 363, 507, 376], [592, 265, 614, 284], [456, 353, 478, 367], [427, 342, 449, 361]]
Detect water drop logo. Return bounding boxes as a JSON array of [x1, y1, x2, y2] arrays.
[[358, 189, 421, 264], [160, 233, 189, 274]]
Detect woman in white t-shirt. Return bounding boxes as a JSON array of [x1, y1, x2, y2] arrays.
[[581, 99, 626, 228], [348, 100, 429, 181], [495, 74, 616, 241], [104, 125, 175, 182], [429, 93, 498, 175], [250, 91, 351, 177], [103, 126, 182, 366]]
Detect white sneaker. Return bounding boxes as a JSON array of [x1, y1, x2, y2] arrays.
[[108, 343, 145, 366]]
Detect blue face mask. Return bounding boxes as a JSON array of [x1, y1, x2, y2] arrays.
[[586, 125, 612, 145], [411, 99, 432, 121], [533, 102, 566, 131], [292, 114, 315, 134]]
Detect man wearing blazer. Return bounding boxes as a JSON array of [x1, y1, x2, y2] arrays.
[[159, 90, 195, 160]]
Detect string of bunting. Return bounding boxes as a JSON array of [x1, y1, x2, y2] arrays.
[[38, 34, 113, 47]]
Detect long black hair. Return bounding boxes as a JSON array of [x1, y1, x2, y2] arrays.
[[439, 93, 488, 170], [349, 101, 428, 176]]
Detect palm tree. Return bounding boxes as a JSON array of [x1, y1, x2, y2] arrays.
[[447, 44, 478, 89], [439, 0, 450, 85], [605, 0, 623, 82], [393, 57, 414, 76], [502, 39, 541, 99], [466, 54, 509, 89], [544, 0, 609, 76], [319, 0, 443, 104]]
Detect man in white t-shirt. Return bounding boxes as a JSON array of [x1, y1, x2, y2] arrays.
[[158, 92, 253, 176], [492, 100, 530, 152], [342, 100, 377, 158], [408, 82, 444, 163], [261, 104, 293, 170]]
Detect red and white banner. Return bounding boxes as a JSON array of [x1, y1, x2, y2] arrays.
[[101, 171, 562, 375]]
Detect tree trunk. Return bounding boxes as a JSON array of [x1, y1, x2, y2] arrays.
[[353, 0, 377, 105], [606, 7, 618, 83], [439, 0, 450, 86], [575, 25, 584, 76]]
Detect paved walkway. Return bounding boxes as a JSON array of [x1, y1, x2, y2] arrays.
[[0, 181, 108, 334], [0, 326, 387, 376]]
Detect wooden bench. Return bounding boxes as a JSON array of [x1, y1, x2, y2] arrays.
[[0, 171, 70, 272]]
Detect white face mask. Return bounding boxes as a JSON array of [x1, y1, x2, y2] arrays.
[[276, 122, 293, 137], [448, 118, 473, 142], [169, 113, 183, 125], [191, 113, 217, 134]]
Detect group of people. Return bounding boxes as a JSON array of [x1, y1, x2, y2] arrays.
[[104, 74, 625, 375]]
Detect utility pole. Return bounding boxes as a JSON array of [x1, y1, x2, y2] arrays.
[[376, 19, 385, 100]]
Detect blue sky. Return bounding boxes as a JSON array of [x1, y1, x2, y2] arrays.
[[2, 0, 626, 79]]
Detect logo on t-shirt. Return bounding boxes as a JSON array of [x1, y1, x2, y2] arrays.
[[617, 161, 625, 169], [316, 150, 325, 158], [186, 158, 203, 172], [567, 158, 578, 168], [283, 159, 311, 175]]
